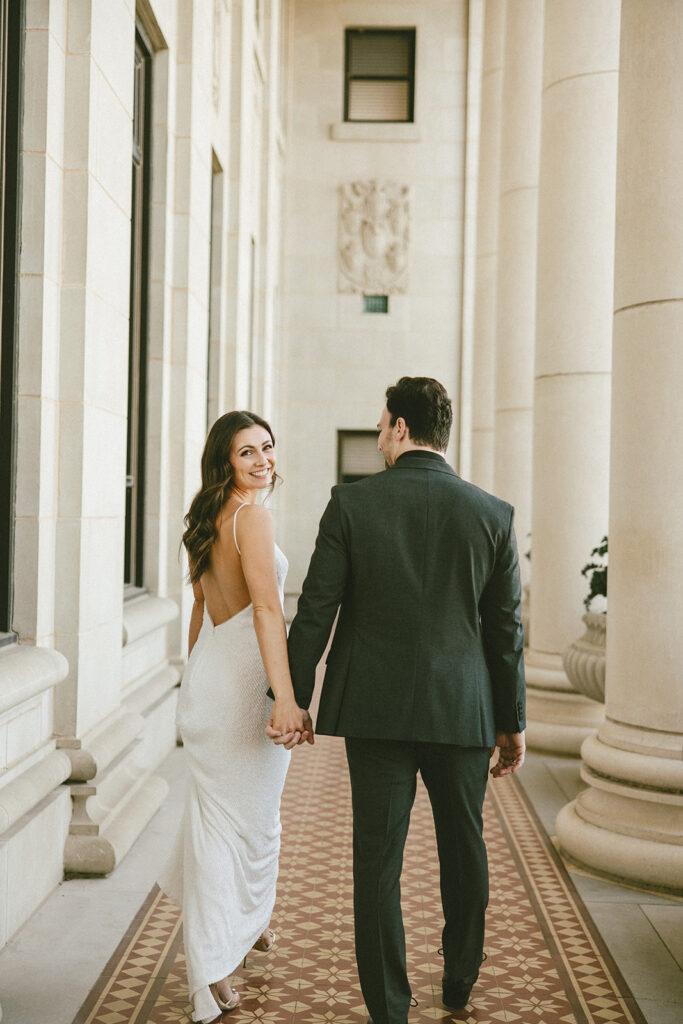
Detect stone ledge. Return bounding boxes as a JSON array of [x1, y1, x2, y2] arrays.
[[0, 643, 68, 715], [0, 749, 72, 835], [0, 786, 71, 946], [329, 122, 421, 142], [57, 709, 145, 781], [124, 665, 180, 717], [121, 594, 178, 647]]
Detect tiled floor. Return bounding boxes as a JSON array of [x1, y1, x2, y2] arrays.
[[0, 743, 681, 1024]]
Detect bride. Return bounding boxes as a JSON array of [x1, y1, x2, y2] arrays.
[[159, 410, 313, 1023]]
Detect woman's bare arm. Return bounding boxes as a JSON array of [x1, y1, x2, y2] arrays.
[[188, 578, 204, 656], [233, 505, 311, 740]]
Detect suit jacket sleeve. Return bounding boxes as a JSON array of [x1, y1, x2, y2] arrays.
[[287, 489, 350, 709], [478, 507, 526, 733]]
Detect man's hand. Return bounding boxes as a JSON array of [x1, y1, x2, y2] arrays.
[[266, 708, 315, 749], [489, 731, 525, 778]]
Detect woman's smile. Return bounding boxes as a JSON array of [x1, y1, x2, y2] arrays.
[[229, 425, 277, 495]]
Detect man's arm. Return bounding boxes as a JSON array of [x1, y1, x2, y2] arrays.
[[479, 507, 526, 735], [287, 489, 350, 709]]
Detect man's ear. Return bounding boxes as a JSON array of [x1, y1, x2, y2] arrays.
[[395, 416, 409, 441]]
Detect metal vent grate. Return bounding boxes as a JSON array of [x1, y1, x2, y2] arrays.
[[363, 294, 389, 313]]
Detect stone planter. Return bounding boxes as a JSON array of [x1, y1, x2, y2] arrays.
[[562, 611, 606, 703]]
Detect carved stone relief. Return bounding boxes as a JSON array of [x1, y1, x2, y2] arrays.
[[338, 180, 410, 294]]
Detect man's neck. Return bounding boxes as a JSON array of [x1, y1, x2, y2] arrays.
[[396, 443, 445, 459]]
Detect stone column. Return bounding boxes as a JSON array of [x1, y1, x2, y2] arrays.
[[470, 0, 506, 491], [493, 0, 544, 587], [165, 0, 213, 658], [524, 0, 620, 753], [557, 0, 683, 891], [54, 1, 175, 874]]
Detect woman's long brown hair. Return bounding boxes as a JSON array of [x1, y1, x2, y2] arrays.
[[182, 410, 276, 584]]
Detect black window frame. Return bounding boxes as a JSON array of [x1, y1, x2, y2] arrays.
[[124, 23, 153, 590], [344, 27, 416, 124], [206, 153, 223, 433], [0, 0, 24, 638]]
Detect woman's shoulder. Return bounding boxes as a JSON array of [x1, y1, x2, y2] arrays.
[[216, 499, 268, 527], [216, 501, 272, 548]]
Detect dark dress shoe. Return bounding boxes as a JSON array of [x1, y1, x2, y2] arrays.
[[442, 970, 479, 1010]]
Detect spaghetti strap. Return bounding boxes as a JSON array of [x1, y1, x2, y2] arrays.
[[232, 502, 249, 556]]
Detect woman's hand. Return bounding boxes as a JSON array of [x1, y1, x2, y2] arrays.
[[269, 697, 305, 736], [266, 704, 315, 748]]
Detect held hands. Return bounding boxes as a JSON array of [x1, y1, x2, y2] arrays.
[[266, 700, 315, 750], [489, 731, 525, 778]]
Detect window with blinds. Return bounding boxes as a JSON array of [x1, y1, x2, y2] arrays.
[[338, 431, 386, 484], [344, 28, 416, 123]]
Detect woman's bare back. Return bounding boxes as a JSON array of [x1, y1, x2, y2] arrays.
[[199, 504, 252, 626]]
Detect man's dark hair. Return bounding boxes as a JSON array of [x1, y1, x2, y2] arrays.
[[385, 376, 453, 451]]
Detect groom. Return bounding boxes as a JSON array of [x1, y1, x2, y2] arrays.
[[277, 377, 526, 1024]]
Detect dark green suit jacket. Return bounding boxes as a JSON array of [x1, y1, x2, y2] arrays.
[[287, 449, 526, 745]]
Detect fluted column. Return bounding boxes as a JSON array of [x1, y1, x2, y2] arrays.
[[493, 0, 544, 586], [557, 0, 683, 892], [470, 0, 506, 491], [524, 0, 620, 753]]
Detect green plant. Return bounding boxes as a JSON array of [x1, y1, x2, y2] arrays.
[[581, 536, 608, 611]]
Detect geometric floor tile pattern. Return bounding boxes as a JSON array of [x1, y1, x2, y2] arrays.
[[72, 735, 646, 1024]]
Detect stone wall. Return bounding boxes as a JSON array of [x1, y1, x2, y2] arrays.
[[0, 0, 286, 948], [279, 0, 468, 589]]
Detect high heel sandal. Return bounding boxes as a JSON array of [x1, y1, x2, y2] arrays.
[[251, 928, 276, 953], [240, 928, 276, 971], [208, 981, 240, 1016]]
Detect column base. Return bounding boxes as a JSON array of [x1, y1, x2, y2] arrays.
[[556, 720, 683, 894], [525, 649, 604, 755], [64, 773, 168, 875], [63, 674, 179, 876]]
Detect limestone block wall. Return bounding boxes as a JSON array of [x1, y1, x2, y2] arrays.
[[0, 0, 77, 951], [0, 0, 287, 946], [280, 0, 468, 588]]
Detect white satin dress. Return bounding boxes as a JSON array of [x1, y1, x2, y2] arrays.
[[159, 510, 291, 1023]]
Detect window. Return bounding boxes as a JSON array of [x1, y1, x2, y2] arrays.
[[344, 28, 416, 123], [0, 0, 23, 635], [337, 431, 386, 484], [125, 25, 152, 588], [207, 155, 223, 431], [248, 235, 257, 408]]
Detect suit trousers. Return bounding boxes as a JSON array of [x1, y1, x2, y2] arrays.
[[345, 738, 491, 1024]]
